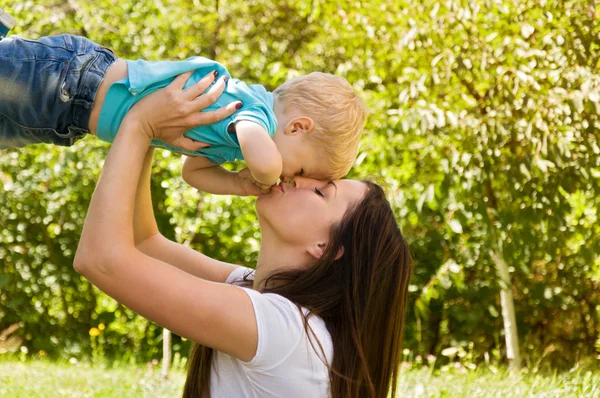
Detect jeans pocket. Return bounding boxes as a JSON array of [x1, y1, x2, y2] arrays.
[[0, 114, 72, 148], [25, 126, 68, 145], [0, 114, 34, 148]]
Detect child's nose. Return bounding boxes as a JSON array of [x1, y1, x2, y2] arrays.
[[279, 173, 294, 183], [291, 176, 320, 188], [290, 176, 305, 188]]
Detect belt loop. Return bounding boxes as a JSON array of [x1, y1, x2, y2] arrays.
[[62, 34, 74, 51]]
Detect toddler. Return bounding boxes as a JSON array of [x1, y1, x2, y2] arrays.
[[0, 33, 368, 195]]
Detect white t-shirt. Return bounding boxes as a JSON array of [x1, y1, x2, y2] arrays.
[[209, 266, 333, 398]]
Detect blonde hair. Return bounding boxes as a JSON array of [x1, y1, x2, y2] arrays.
[[273, 72, 369, 179]]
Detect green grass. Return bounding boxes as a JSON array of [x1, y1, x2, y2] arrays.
[[0, 360, 185, 398], [0, 360, 599, 397], [398, 366, 600, 397]]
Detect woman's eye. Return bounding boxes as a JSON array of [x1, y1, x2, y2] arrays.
[[314, 188, 325, 197]]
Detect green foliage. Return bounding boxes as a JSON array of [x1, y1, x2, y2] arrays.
[[0, 0, 598, 368]]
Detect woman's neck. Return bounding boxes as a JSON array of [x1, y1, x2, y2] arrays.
[[254, 238, 311, 290]]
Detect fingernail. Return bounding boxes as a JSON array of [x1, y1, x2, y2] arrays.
[[213, 70, 218, 77], [236, 102, 243, 109]]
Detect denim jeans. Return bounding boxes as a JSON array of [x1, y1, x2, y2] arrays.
[[0, 34, 117, 148]]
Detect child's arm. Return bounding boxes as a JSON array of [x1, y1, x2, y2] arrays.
[[182, 156, 242, 195], [235, 121, 282, 187], [182, 121, 280, 196], [182, 156, 264, 196]]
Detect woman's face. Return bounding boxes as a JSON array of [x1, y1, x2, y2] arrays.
[[256, 177, 367, 248]]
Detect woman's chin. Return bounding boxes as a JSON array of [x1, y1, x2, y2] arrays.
[[255, 193, 279, 218], [255, 195, 268, 211], [256, 189, 277, 202]]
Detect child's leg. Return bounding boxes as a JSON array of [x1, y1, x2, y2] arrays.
[[0, 34, 117, 149], [0, 9, 16, 41]]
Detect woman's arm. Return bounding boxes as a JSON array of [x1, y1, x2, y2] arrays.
[[134, 148, 240, 282], [75, 73, 258, 361]]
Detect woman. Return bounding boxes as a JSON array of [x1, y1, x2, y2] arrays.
[[74, 72, 413, 398]]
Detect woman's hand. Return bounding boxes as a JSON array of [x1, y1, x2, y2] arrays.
[[123, 70, 241, 152]]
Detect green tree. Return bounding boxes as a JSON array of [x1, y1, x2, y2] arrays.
[[0, 0, 598, 369]]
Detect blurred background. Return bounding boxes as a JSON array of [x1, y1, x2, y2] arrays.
[[0, 0, 598, 388]]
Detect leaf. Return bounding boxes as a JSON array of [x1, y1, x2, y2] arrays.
[[0, 273, 9, 288], [448, 219, 463, 234], [441, 347, 459, 357]]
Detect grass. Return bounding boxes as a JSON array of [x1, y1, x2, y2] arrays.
[[0, 359, 599, 397], [398, 366, 600, 397], [0, 360, 185, 398]]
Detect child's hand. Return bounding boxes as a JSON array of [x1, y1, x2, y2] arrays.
[[238, 168, 272, 196]]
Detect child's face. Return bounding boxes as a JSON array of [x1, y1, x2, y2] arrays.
[[277, 136, 329, 181], [273, 101, 331, 181]]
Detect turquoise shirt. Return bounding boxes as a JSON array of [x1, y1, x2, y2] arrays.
[[97, 57, 277, 164]]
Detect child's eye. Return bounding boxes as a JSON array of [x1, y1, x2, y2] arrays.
[[314, 188, 325, 197]]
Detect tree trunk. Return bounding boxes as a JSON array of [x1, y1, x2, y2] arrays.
[[490, 248, 521, 370], [162, 328, 172, 379]]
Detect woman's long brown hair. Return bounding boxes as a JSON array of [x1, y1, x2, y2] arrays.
[[183, 181, 413, 398]]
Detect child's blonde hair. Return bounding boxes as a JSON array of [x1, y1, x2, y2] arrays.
[[273, 72, 369, 179]]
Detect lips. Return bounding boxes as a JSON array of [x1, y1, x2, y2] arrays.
[[272, 183, 284, 192]]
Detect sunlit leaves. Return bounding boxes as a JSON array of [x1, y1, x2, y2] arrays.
[[0, 0, 598, 367]]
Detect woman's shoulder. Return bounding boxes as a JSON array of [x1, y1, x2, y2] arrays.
[[225, 267, 333, 371], [226, 266, 328, 330], [226, 266, 307, 319], [226, 266, 255, 285]]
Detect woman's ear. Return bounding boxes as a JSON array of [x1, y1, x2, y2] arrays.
[[284, 116, 314, 136], [307, 242, 326, 260], [334, 246, 344, 261], [307, 243, 344, 260]]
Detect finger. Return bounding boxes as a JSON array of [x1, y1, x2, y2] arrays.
[[245, 183, 262, 197], [184, 70, 218, 99], [191, 75, 228, 111], [171, 71, 195, 91], [187, 101, 242, 127], [173, 137, 211, 152]]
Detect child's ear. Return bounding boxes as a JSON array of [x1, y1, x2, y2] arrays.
[[285, 116, 314, 136]]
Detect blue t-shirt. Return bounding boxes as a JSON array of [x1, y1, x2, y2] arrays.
[[97, 57, 277, 164]]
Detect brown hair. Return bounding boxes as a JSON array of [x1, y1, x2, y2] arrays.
[[183, 181, 413, 398], [273, 72, 369, 180]]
